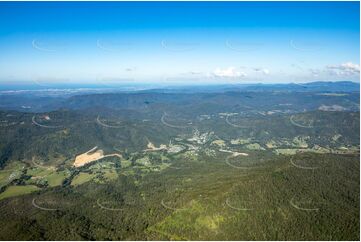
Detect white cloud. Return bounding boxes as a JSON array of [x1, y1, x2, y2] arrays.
[[188, 71, 202, 75], [308, 68, 321, 77], [326, 62, 360, 76], [213, 67, 246, 78], [302, 62, 360, 81], [253, 68, 270, 75]]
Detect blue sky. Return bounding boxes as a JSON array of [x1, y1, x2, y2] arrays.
[[0, 1, 359, 85]]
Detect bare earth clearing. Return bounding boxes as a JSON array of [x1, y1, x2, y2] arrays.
[[73, 146, 122, 167]]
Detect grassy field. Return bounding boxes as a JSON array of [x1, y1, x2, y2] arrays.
[[0, 185, 40, 200], [0, 170, 15, 187], [0, 161, 24, 187], [71, 172, 96, 186], [27, 167, 53, 177], [46, 171, 69, 187]]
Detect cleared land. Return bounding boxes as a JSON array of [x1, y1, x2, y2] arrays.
[[71, 172, 96, 186], [73, 146, 122, 167], [0, 185, 40, 200]]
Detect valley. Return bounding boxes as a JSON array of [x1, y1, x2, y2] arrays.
[[0, 84, 359, 240]]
